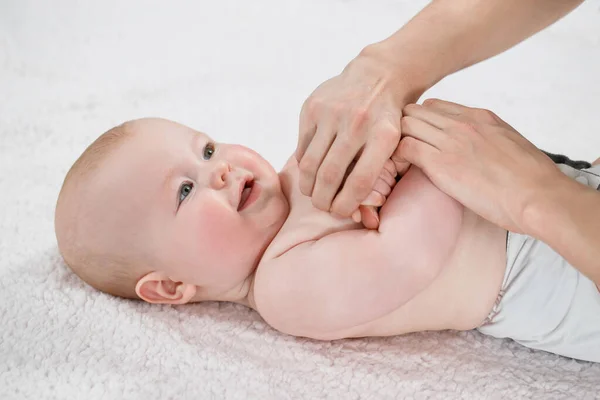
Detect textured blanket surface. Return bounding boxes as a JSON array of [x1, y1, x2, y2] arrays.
[[1, 1, 600, 398]]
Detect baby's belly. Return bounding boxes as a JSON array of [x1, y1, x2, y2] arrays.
[[353, 209, 507, 337]]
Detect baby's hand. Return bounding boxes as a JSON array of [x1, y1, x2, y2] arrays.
[[352, 159, 398, 229]]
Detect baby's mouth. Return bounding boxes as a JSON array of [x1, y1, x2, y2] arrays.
[[237, 179, 254, 211]]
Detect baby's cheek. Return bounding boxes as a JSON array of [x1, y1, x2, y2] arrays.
[[196, 207, 239, 252]]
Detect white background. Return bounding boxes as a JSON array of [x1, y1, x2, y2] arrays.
[[1, 1, 599, 398]]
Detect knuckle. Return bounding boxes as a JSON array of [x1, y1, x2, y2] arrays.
[[331, 203, 352, 218], [346, 108, 369, 135], [473, 108, 498, 124], [312, 196, 331, 212], [377, 122, 401, 144], [311, 193, 326, 208], [422, 98, 437, 107], [453, 120, 479, 134], [351, 106, 369, 125], [351, 174, 373, 197], [398, 137, 410, 153], [336, 135, 354, 155], [298, 155, 316, 173], [303, 97, 321, 119], [403, 103, 419, 113], [400, 116, 409, 132], [346, 126, 365, 142], [330, 102, 344, 117], [318, 164, 342, 186], [298, 179, 313, 197], [401, 115, 415, 130], [399, 136, 416, 153]]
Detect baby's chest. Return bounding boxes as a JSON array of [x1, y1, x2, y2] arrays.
[[263, 197, 360, 260], [264, 157, 371, 262], [260, 159, 359, 259]]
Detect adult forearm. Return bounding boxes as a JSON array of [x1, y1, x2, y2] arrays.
[[365, 0, 585, 97], [525, 177, 600, 286]]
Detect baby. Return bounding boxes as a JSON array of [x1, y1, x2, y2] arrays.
[[55, 118, 600, 363]]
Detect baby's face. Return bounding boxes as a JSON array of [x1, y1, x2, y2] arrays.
[[95, 118, 289, 294]]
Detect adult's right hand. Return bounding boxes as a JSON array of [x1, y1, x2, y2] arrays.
[[295, 46, 418, 218]]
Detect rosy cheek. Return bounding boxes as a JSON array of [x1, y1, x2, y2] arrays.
[[195, 203, 238, 253]]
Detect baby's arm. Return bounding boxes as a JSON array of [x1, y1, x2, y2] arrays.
[[256, 166, 463, 340]]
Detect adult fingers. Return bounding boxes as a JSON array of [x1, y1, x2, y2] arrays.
[[403, 103, 456, 130], [296, 101, 318, 161], [297, 123, 337, 196], [400, 115, 446, 150], [331, 119, 399, 217], [423, 98, 502, 126], [421, 98, 468, 116], [310, 131, 363, 212], [392, 137, 440, 173]]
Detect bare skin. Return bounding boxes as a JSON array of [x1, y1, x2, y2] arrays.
[[397, 99, 600, 289], [255, 158, 506, 340], [296, 0, 585, 219], [73, 118, 506, 341]]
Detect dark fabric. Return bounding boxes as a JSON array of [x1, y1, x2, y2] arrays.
[[542, 150, 592, 170]]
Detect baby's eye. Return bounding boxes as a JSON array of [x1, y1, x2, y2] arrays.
[[179, 182, 194, 205], [203, 142, 215, 160]]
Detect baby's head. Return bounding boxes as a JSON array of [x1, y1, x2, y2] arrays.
[[55, 118, 289, 304]]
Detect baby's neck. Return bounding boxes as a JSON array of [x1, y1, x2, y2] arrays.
[[239, 273, 257, 310], [226, 272, 257, 310], [192, 272, 257, 310]]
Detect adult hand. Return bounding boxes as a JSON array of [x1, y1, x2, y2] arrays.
[[394, 99, 567, 233], [296, 47, 416, 218]]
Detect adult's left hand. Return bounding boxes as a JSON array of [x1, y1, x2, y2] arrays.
[[393, 99, 569, 233]]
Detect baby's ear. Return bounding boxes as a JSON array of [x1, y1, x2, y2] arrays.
[[135, 271, 196, 305]]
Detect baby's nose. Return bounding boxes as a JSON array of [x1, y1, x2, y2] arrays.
[[210, 161, 232, 188]]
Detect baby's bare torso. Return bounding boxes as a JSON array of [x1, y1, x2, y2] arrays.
[[258, 158, 507, 338]]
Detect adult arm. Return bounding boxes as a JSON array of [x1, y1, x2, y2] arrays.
[[526, 176, 600, 286], [371, 0, 586, 92], [296, 0, 585, 218]]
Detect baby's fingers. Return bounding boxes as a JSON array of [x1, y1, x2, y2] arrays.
[[379, 167, 397, 188], [352, 209, 362, 223], [360, 190, 386, 207], [354, 205, 380, 229], [383, 159, 397, 178], [373, 177, 393, 198]]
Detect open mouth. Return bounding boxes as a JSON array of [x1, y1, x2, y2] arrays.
[[237, 179, 255, 211]]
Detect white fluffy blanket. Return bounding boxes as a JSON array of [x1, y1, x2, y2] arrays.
[[1, 0, 599, 398]]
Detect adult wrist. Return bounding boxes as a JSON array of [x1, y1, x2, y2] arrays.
[[358, 42, 432, 106], [520, 175, 582, 242]]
